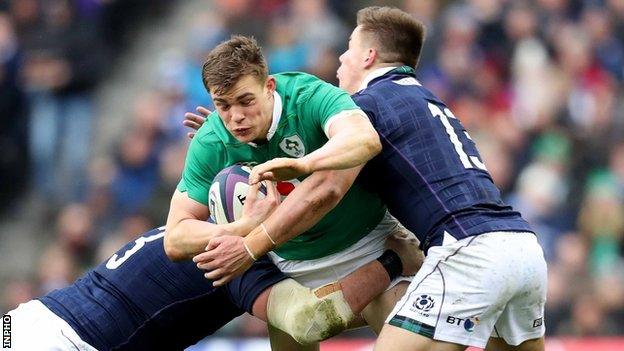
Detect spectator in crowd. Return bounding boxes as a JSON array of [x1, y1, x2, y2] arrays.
[[0, 12, 28, 212], [21, 0, 105, 206]]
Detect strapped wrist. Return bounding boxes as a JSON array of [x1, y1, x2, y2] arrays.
[[243, 224, 276, 259], [243, 242, 258, 261], [260, 223, 277, 245]]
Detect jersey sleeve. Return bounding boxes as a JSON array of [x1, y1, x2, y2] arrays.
[[296, 74, 363, 135], [176, 133, 225, 205]]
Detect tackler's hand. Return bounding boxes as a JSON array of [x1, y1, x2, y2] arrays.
[[249, 158, 311, 185], [183, 106, 210, 139], [385, 227, 423, 276], [193, 235, 254, 287]]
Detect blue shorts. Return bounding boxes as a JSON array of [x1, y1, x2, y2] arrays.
[[225, 255, 288, 314]]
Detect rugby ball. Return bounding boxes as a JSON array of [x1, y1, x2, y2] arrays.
[[208, 164, 302, 224], [209, 164, 267, 224]]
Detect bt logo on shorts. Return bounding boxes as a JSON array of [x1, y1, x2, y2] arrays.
[[446, 315, 480, 332], [411, 294, 435, 313]]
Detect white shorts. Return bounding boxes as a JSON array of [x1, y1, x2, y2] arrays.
[[5, 300, 97, 351], [268, 212, 411, 289], [386, 231, 547, 348]]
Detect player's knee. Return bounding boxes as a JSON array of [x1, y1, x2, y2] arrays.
[[287, 298, 346, 344], [267, 279, 355, 344], [285, 287, 352, 344]]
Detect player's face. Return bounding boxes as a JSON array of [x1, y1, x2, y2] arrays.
[[337, 26, 370, 94], [211, 75, 276, 143]]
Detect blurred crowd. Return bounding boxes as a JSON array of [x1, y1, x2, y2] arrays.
[[2, 0, 624, 340]]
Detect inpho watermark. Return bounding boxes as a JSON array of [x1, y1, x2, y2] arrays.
[[2, 314, 10, 348]]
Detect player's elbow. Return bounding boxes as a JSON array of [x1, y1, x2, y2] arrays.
[[163, 229, 185, 262], [163, 240, 184, 262]]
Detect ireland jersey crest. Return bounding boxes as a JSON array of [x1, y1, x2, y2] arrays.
[[279, 135, 305, 158]]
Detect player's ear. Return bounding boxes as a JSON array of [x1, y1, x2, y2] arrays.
[[364, 48, 377, 68], [265, 76, 276, 97]]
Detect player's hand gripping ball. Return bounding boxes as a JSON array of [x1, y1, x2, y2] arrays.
[[209, 164, 301, 224], [208, 164, 267, 224]]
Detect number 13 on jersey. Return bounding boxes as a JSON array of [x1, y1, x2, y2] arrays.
[[105, 228, 165, 269], [428, 102, 487, 171]]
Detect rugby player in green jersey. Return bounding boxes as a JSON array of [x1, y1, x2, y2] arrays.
[[164, 35, 417, 349]]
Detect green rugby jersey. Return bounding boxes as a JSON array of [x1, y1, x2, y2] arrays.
[[177, 72, 386, 260]]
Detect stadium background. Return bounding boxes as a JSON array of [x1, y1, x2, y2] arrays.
[[1, 0, 623, 349]]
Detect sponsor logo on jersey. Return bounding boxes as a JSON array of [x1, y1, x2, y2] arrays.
[[412, 294, 435, 312], [446, 315, 480, 332], [279, 135, 305, 158]]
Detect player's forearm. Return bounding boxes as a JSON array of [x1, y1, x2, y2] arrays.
[[165, 189, 253, 260], [243, 167, 360, 257], [165, 218, 254, 261], [164, 220, 224, 261], [302, 126, 381, 172]]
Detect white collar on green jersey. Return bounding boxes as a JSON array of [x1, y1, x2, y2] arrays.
[[267, 90, 283, 140], [248, 91, 282, 147], [357, 66, 397, 93]]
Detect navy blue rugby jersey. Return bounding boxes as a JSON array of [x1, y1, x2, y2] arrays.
[[354, 66, 533, 252], [39, 227, 286, 350]]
